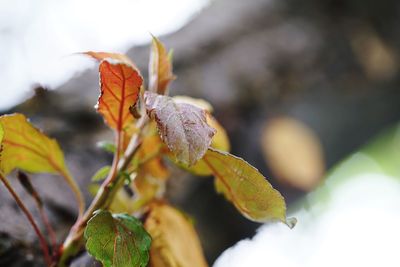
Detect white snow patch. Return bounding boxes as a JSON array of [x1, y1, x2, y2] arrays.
[[214, 172, 400, 267], [0, 0, 209, 110]]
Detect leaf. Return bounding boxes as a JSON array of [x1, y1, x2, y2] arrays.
[[144, 203, 208, 267], [0, 113, 84, 216], [168, 113, 230, 176], [0, 122, 3, 147], [91, 166, 111, 182], [0, 113, 69, 175], [85, 210, 151, 267], [148, 36, 175, 94], [96, 59, 143, 131], [137, 134, 165, 165], [170, 96, 229, 152], [131, 157, 169, 209], [144, 92, 216, 166], [203, 148, 287, 223], [97, 141, 117, 154], [166, 96, 229, 175]]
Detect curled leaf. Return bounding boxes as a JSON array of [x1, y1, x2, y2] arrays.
[[96, 59, 143, 131], [203, 148, 287, 223], [144, 203, 208, 267], [144, 92, 216, 166], [168, 113, 230, 176], [85, 210, 151, 267], [149, 36, 175, 94]]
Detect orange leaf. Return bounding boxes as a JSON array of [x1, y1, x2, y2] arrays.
[[148, 36, 175, 94], [96, 59, 143, 131]]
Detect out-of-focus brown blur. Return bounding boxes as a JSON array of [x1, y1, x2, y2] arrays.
[[1, 0, 400, 265]]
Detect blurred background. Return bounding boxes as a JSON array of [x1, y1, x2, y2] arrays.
[[1, 0, 400, 266]]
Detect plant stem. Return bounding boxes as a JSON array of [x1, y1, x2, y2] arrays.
[[39, 204, 58, 252], [58, 115, 148, 266], [0, 172, 52, 266], [60, 169, 85, 220], [17, 171, 58, 250]]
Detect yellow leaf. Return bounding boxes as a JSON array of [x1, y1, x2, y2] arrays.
[[132, 154, 169, 210], [0, 113, 85, 217], [0, 113, 68, 175], [203, 148, 287, 223], [144, 203, 208, 267], [0, 122, 3, 147], [137, 134, 165, 164], [149, 36, 175, 94]]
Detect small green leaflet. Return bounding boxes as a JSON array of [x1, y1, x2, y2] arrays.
[[91, 166, 111, 182], [84, 210, 151, 267], [97, 141, 117, 154]]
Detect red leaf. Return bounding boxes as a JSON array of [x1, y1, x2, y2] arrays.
[[96, 59, 143, 131]]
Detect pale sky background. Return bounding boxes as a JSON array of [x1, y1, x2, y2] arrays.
[[0, 0, 209, 110]]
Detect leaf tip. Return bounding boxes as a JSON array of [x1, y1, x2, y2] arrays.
[[285, 217, 297, 229]]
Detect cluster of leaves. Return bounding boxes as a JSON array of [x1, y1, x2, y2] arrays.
[[0, 37, 292, 267]]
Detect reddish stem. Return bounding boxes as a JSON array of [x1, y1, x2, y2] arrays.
[[0, 173, 52, 266], [38, 205, 58, 252]]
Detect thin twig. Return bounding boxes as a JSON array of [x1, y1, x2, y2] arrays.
[[0, 172, 52, 266], [17, 171, 58, 250]]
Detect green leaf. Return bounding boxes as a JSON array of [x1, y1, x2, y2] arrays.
[[91, 166, 111, 182], [84, 210, 151, 267], [97, 141, 117, 154], [203, 148, 287, 223], [144, 92, 216, 166]]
